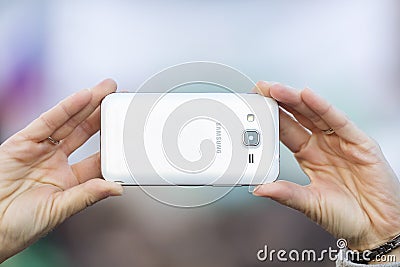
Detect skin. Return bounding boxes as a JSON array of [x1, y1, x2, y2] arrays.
[[253, 81, 400, 263], [0, 79, 399, 263], [0, 79, 123, 262]]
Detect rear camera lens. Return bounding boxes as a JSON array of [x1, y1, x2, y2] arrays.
[[243, 130, 259, 146]]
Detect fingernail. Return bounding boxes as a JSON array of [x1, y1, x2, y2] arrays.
[[261, 81, 279, 87], [286, 84, 296, 90], [116, 184, 124, 195], [259, 80, 270, 86], [110, 182, 124, 196], [269, 81, 280, 86], [252, 185, 262, 196]]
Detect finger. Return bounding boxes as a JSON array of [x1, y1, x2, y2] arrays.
[[301, 88, 370, 144], [20, 88, 92, 142], [280, 103, 316, 131], [61, 107, 100, 155], [279, 107, 310, 153], [50, 179, 123, 228], [253, 80, 274, 96], [51, 79, 117, 141], [253, 180, 312, 214], [255, 81, 316, 132], [268, 83, 331, 131], [71, 152, 101, 184]]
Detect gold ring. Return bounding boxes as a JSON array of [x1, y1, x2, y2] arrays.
[[322, 128, 335, 135], [47, 136, 60, 145]]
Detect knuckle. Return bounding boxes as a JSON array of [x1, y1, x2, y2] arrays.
[[39, 114, 55, 131], [363, 138, 383, 157], [319, 104, 332, 117], [59, 102, 73, 118], [79, 120, 96, 136], [95, 153, 101, 170], [339, 138, 382, 164], [339, 139, 363, 160]]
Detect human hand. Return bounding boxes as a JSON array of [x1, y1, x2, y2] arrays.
[[253, 81, 400, 252], [0, 79, 123, 262]]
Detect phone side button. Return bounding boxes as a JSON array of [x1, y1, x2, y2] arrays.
[[212, 184, 242, 187]]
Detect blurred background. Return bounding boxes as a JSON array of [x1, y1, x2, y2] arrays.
[[0, 0, 399, 266]]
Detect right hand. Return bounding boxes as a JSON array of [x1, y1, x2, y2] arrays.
[[253, 81, 400, 252]]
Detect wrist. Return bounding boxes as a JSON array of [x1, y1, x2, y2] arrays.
[[349, 230, 400, 251], [346, 233, 400, 264], [0, 248, 11, 263], [0, 254, 6, 264]]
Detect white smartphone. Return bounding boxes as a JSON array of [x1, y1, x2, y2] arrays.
[[101, 92, 279, 186]]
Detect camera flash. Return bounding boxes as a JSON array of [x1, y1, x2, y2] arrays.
[[247, 114, 255, 122]]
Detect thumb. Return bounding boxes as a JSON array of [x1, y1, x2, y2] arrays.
[[51, 178, 123, 226], [253, 180, 312, 213]]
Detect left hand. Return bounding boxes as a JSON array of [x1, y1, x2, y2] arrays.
[[0, 79, 123, 262], [253, 81, 400, 252]]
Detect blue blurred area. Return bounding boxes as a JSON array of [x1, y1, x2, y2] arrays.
[[0, 1, 399, 266], [1, 237, 70, 267]]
